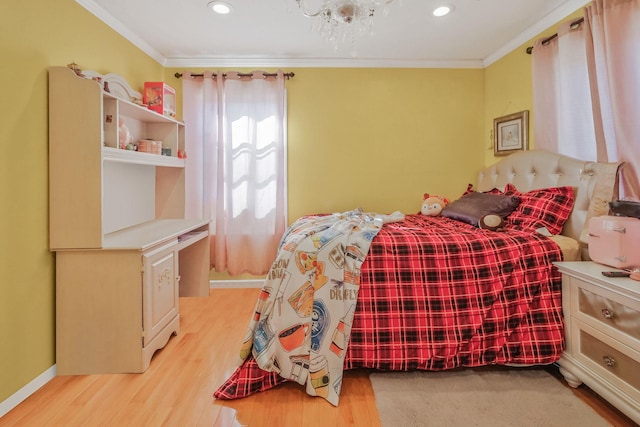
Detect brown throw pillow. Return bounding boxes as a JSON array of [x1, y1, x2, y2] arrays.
[[441, 192, 520, 226]]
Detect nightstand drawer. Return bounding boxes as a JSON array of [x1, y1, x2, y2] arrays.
[[578, 287, 640, 342], [577, 326, 640, 393]]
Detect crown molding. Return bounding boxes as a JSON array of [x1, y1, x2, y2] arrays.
[[482, 0, 591, 67], [77, 0, 591, 70], [163, 57, 484, 69], [75, 0, 166, 65]]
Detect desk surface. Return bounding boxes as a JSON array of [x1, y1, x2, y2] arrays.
[[102, 219, 209, 251]]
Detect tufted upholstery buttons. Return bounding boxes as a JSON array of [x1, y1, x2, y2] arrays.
[[476, 150, 622, 258]]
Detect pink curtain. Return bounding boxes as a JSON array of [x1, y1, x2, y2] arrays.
[[584, 0, 640, 199], [532, 20, 598, 160], [532, 0, 640, 199], [182, 71, 287, 275]]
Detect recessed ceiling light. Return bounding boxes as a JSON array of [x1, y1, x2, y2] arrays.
[[433, 5, 455, 17], [208, 1, 232, 15]]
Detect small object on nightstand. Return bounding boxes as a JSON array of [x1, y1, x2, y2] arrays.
[[602, 271, 631, 278]]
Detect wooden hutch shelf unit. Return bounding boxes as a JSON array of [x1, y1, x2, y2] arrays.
[[48, 66, 210, 375]]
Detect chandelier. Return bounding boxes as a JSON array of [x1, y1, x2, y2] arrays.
[[294, 0, 395, 52]]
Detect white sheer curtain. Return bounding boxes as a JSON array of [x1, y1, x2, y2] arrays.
[[183, 71, 287, 276], [532, 0, 640, 199], [532, 20, 598, 161]]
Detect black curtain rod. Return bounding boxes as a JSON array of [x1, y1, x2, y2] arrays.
[[526, 17, 584, 54], [174, 71, 295, 80]]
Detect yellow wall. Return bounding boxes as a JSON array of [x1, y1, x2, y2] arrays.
[[0, 0, 583, 407], [0, 0, 163, 404], [167, 67, 485, 220], [285, 68, 485, 218]]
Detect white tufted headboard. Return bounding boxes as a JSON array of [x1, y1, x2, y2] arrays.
[[476, 150, 622, 260]]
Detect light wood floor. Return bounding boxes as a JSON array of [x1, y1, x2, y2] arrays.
[[0, 288, 636, 427]]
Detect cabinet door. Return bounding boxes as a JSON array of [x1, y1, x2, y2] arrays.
[[142, 244, 179, 346]]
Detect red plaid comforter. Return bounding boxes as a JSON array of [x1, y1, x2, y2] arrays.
[[215, 214, 564, 400]]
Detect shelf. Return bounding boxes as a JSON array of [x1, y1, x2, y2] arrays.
[[102, 147, 184, 167], [104, 91, 183, 125]]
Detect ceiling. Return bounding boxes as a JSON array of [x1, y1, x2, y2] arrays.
[[77, 0, 589, 69]]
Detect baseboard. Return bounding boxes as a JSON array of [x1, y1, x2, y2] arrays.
[[209, 279, 263, 289], [0, 365, 56, 418]]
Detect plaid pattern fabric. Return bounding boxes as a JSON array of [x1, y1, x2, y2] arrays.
[[214, 214, 565, 400], [503, 184, 575, 235]]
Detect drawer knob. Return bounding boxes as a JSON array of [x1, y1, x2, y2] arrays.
[[602, 355, 616, 368], [601, 308, 614, 319]]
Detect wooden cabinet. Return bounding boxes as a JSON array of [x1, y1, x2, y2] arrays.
[[555, 261, 640, 425], [143, 240, 179, 349], [49, 66, 210, 375]]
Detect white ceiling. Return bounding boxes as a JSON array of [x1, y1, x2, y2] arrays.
[[77, 0, 589, 68]]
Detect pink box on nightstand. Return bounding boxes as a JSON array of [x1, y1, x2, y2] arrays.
[[143, 82, 176, 118], [588, 215, 640, 269]]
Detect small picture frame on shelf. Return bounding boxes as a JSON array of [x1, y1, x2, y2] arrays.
[[494, 110, 528, 156]]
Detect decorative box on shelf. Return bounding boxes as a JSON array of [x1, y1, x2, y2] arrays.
[[138, 139, 162, 155], [143, 82, 176, 118]]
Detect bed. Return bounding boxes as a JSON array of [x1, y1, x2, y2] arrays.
[[214, 150, 622, 406]]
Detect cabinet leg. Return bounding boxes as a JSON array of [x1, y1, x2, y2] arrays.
[[559, 366, 582, 388]]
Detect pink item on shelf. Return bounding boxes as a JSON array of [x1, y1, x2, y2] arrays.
[[138, 139, 162, 155]]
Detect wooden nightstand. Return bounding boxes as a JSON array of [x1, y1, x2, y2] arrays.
[[555, 261, 640, 425]]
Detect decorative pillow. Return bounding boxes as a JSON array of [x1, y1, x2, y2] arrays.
[[502, 184, 575, 235], [441, 192, 520, 226]]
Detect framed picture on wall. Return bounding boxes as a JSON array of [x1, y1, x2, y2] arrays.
[[494, 110, 529, 156]]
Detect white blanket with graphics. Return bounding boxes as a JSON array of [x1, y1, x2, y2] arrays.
[[240, 209, 402, 406]]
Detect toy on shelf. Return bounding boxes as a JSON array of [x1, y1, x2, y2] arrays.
[[118, 118, 134, 149]]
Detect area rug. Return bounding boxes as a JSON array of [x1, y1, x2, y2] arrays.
[[369, 368, 611, 427]]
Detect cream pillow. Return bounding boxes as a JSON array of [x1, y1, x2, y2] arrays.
[[579, 162, 622, 245]]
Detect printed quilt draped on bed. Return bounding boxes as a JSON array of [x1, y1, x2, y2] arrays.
[[214, 214, 565, 404], [219, 209, 390, 406]]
